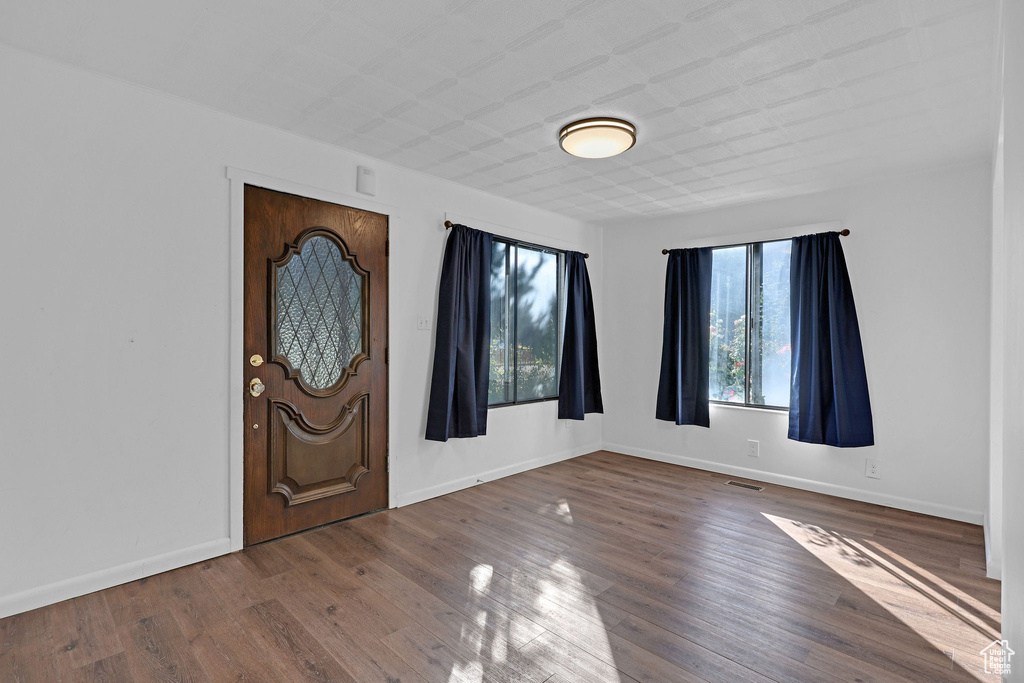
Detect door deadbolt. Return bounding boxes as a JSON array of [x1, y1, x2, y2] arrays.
[[250, 354, 264, 367], [249, 378, 266, 397]]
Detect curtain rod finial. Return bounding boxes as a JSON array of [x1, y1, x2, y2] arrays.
[[840, 229, 850, 236], [662, 248, 669, 255], [444, 220, 453, 229]]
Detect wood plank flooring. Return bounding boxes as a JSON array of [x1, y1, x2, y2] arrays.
[[0, 451, 1000, 682]]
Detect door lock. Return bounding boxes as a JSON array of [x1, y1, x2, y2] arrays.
[[250, 354, 264, 367], [249, 378, 266, 397]]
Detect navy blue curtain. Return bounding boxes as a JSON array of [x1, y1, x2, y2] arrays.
[[789, 232, 874, 447], [558, 251, 603, 420], [425, 224, 493, 442], [656, 247, 713, 427]]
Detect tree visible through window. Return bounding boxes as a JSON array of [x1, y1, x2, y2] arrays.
[[709, 239, 791, 408], [489, 239, 564, 406]]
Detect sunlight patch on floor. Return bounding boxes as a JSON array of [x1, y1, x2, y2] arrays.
[[448, 661, 485, 683], [471, 564, 494, 592], [448, 504, 617, 681], [538, 498, 575, 525], [447, 553, 618, 682], [764, 512, 999, 680], [867, 542, 1001, 637]]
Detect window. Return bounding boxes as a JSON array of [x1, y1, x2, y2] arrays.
[[709, 239, 792, 408], [489, 239, 565, 406]]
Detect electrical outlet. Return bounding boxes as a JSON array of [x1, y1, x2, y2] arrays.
[[417, 315, 431, 331], [747, 440, 759, 457], [865, 459, 881, 479]]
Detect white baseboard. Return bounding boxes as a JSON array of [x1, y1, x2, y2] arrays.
[[603, 443, 984, 525], [984, 514, 1003, 580], [393, 443, 602, 508], [0, 537, 231, 620]]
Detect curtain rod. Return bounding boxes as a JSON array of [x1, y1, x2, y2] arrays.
[[444, 220, 589, 258], [661, 228, 850, 254]]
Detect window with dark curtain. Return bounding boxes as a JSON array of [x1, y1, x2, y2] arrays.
[[488, 238, 564, 407], [789, 231, 874, 447], [656, 247, 713, 427], [709, 239, 792, 409], [425, 224, 493, 441], [558, 251, 603, 420]]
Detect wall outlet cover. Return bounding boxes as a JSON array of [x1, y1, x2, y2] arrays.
[[747, 439, 759, 457], [417, 316, 431, 330], [865, 459, 881, 479]]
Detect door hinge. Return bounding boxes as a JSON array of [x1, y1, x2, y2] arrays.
[[385, 347, 389, 364], [385, 239, 389, 256], [386, 454, 390, 473]]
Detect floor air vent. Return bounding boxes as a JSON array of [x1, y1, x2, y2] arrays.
[[726, 480, 764, 492]]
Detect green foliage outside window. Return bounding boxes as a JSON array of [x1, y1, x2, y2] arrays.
[[488, 241, 561, 405]]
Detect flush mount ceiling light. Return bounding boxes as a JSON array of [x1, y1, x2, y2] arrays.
[[559, 117, 636, 158]]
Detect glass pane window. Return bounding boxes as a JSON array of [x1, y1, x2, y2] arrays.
[[488, 240, 564, 406], [489, 242, 512, 404], [709, 239, 792, 409], [752, 240, 792, 407], [709, 246, 747, 403], [516, 246, 560, 401]]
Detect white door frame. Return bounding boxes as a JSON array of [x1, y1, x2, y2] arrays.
[[226, 167, 400, 551]]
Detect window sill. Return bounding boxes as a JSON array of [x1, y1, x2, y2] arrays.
[[488, 396, 558, 409], [710, 401, 788, 414]]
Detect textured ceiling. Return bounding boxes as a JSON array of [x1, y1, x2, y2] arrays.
[[0, 0, 998, 221]]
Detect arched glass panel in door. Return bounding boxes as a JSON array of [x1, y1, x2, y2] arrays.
[[273, 232, 367, 393]]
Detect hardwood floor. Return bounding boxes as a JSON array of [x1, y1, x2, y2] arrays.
[[0, 451, 1000, 682]]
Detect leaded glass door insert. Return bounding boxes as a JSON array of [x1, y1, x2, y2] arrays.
[[271, 229, 368, 396]]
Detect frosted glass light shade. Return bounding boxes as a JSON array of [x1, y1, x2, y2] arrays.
[[559, 118, 636, 158]]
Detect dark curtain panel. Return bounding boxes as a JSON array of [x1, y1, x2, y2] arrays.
[[558, 251, 603, 420], [656, 247, 713, 427], [425, 224, 493, 442], [789, 232, 874, 447]]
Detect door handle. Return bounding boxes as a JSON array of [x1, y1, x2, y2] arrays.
[[249, 378, 266, 397]]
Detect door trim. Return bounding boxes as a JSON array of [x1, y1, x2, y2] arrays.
[[227, 167, 400, 551]]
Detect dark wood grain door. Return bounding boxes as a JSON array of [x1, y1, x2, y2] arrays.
[[244, 185, 388, 545]]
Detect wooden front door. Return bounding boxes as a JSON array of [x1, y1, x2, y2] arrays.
[[243, 185, 388, 545]]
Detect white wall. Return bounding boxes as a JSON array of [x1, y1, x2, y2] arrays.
[[988, 106, 1005, 580], [601, 162, 992, 523], [0, 45, 602, 618], [996, 0, 1024, 678]]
